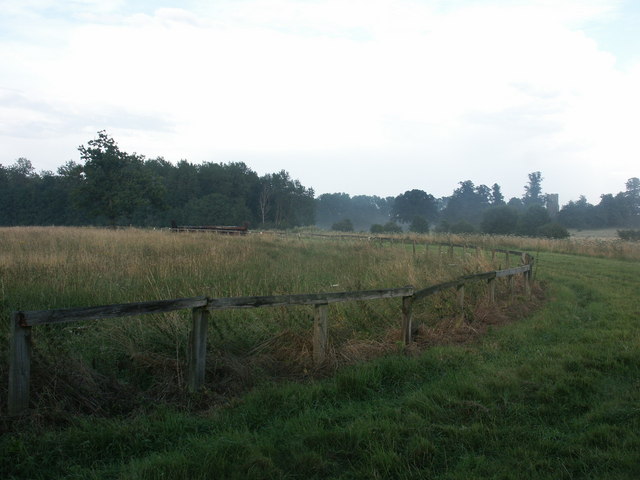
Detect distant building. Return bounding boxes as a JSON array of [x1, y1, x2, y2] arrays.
[[546, 194, 559, 218]]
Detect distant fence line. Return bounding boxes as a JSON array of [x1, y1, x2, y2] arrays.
[[8, 240, 533, 416]]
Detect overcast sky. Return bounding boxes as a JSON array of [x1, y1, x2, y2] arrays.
[[1, 0, 639, 204]]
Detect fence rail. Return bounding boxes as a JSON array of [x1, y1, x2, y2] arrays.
[[8, 241, 533, 416]]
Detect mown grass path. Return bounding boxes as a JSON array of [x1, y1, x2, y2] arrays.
[[2, 250, 639, 479]]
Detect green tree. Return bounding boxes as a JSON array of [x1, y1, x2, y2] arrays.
[[76, 132, 165, 225], [316, 193, 352, 229], [523, 171, 544, 207], [491, 183, 505, 206], [449, 220, 477, 234], [558, 196, 597, 229], [409, 216, 430, 233], [392, 189, 438, 224], [624, 177, 640, 225], [441, 180, 491, 226], [481, 205, 519, 234], [258, 171, 314, 228], [517, 205, 550, 236], [595, 193, 631, 227]]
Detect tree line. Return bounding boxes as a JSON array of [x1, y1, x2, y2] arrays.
[[1, 132, 638, 236], [318, 171, 639, 237], [0, 132, 314, 229]]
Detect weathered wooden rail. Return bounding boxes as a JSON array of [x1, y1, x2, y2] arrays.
[[7, 245, 533, 416]]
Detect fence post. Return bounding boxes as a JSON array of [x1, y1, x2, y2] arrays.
[[401, 296, 414, 345], [523, 254, 533, 297], [313, 303, 328, 367], [488, 278, 496, 304], [8, 312, 31, 416], [457, 284, 465, 324], [188, 307, 209, 392]]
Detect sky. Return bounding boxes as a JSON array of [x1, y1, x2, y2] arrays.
[[1, 0, 639, 205]]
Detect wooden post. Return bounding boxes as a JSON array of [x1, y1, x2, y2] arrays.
[[491, 249, 496, 262], [488, 278, 496, 304], [313, 303, 328, 367], [412, 240, 416, 258], [401, 296, 414, 345], [449, 244, 454, 259], [523, 254, 532, 297], [457, 284, 465, 324], [505, 252, 510, 268], [476, 246, 481, 258], [188, 307, 209, 392], [8, 312, 31, 416]]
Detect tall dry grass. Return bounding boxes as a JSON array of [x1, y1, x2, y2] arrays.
[[424, 232, 640, 261], [1, 227, 516, 415]]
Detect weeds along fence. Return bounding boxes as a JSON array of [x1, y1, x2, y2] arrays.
[[7, 241, 533, 416]]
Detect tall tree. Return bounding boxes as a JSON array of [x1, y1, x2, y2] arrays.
[[259, 170, 314, 228], [490, 183, 505, 205], [315, 193, 352, 229], [441, 181, 491, 226], [76, 131, 165, 225], [523, 171, 544, 207], [391, 189, 438, 224], [558, 196, 596, 229], [624, 177, 640, 225]]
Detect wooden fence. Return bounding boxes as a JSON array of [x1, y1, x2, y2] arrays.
[[7, 243, 533, 416]]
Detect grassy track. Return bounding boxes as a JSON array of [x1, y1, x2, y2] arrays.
[[1, 229, 639, 478]]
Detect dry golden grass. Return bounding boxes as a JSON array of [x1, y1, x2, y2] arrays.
[[0, 226, 537, 416]]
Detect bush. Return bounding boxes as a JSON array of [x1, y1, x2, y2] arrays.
[[434, 220, 450, 233], [617, 229, 640, 241], [537, 222, 570, 239], [331, 219, 354, 232], [370, 222, 403, 234], [409, 216, 430, 234], [449, 220, 476, 234]]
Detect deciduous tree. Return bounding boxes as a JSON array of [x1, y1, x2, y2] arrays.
[[76, 131, 165, 225]]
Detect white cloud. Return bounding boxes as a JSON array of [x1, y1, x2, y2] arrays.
[[0, 0, 638, 202]]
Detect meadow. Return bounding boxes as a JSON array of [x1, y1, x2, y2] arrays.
[[1, 227, 509, 414], [1, 227, 639, 478]]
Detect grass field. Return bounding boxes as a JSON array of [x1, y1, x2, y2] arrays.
[[1, 228, 639, 479]]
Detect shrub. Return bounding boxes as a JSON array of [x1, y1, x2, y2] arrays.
[[537, 222, 570, 239], [370, 222, 403, 234], [449, 220, 476, 234], [409, 216, 430, 234], [331, 219, 354, 232], [617, 229, 640, 241]]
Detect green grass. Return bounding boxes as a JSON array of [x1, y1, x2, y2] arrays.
[[1, 229, 639, 478]]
